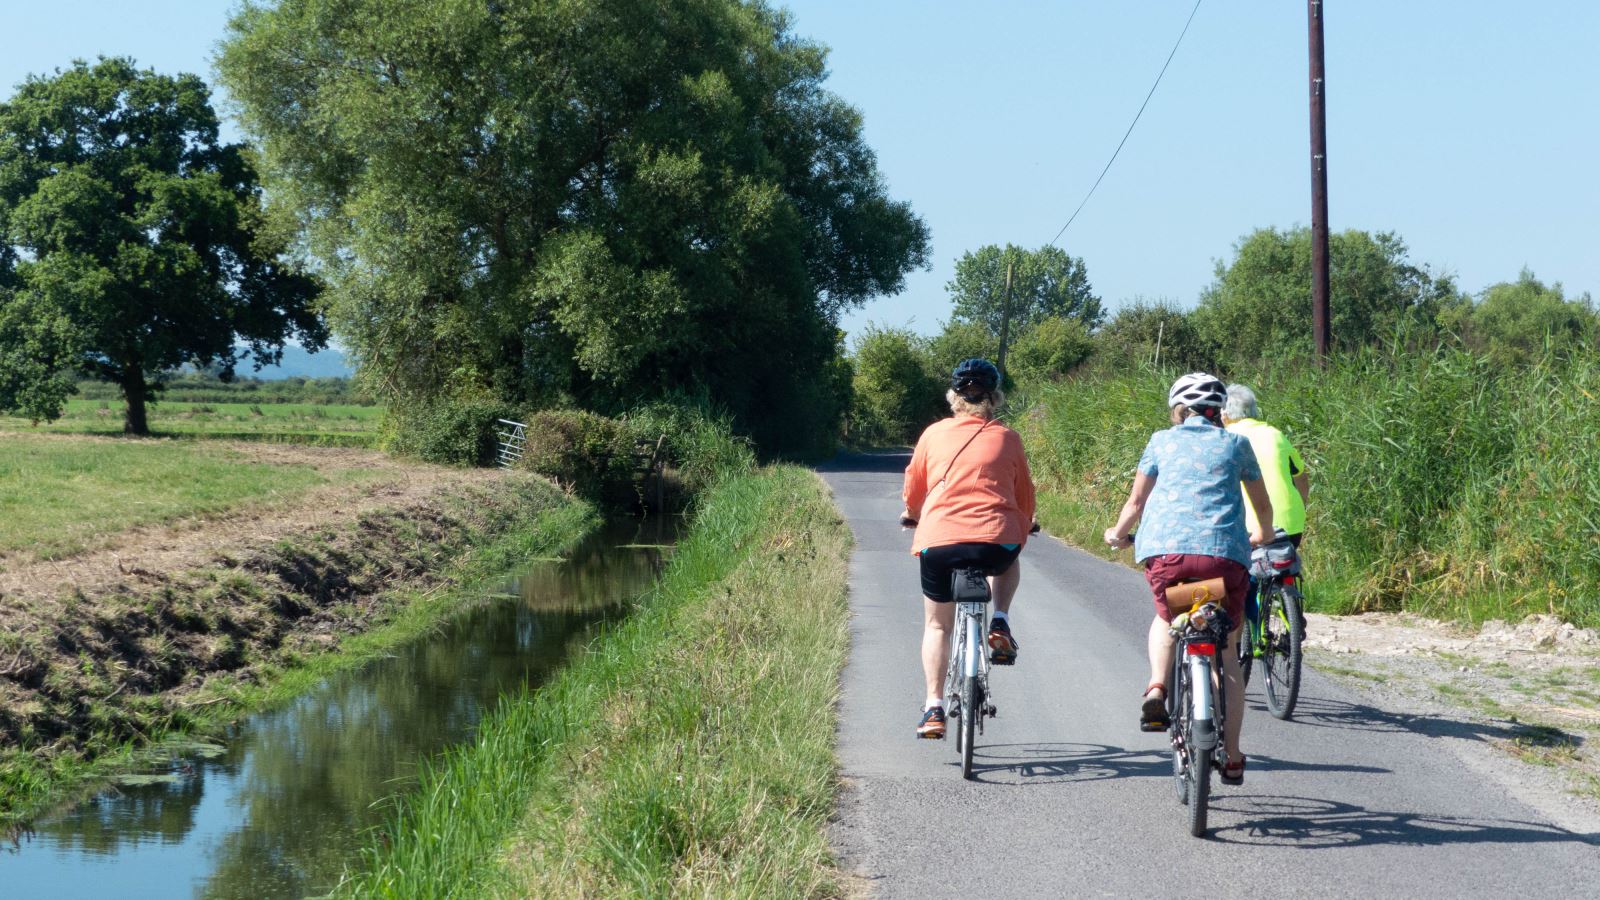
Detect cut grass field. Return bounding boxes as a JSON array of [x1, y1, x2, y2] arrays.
[[1, 398, 383, 446], [339, 465, 850, 898], [0, 433, 365, 561]]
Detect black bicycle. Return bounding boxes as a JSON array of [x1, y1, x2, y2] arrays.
[[1168, 601, 1232, 837], [1239, 531, 1304, 720]]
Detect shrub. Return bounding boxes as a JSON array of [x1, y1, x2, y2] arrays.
[[518, 409, 636, 500], [1093, 299, 1212, 372], [848, 324, 944, 447], [383, 398, 518, 466], [623, 401, 755, 499], [1008, 316, 1093, 384]]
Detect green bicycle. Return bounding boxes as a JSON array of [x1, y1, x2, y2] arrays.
[[1239, 531, 1304, 720]]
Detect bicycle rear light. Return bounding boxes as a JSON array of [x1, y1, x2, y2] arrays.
[[1282, 576, 1296, 586], [1186, 642, 1216, 656]]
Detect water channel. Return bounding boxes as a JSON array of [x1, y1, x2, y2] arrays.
[[1, 518, 676, 899]]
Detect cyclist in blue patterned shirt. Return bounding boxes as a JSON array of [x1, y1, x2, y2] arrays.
[[1104, 372, 1274, 785]]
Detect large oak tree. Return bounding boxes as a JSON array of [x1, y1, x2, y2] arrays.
[[217, 0, 929, 453], [0, 58, 325, 434]]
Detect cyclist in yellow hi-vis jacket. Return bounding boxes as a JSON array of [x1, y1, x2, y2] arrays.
[[1222, 384, 1309, 548]]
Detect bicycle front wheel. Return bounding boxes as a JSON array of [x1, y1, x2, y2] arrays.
[[1263, 585, 1305, 720]]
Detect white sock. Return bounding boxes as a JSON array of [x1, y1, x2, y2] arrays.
[[991, 609, 1009, 624], [926, 697, 943, 710]]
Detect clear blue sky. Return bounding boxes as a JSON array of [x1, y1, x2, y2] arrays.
[[7, 1, 1597, 341]]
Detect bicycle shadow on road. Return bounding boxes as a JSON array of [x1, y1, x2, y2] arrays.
[[1250, 691, 1573, 750], [959, 742, 1168, 785], [1205, 794, 1600, 849], [959, 743, 1390, 786]]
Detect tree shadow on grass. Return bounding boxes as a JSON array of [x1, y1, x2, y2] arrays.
[[1206, 794, 1600, 849], [958, 742, 1388, 786]]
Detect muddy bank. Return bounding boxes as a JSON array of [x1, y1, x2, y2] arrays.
[[0, 463, 594, 822]]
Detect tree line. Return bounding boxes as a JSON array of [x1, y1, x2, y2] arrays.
[[850, 228, 1597, 446]]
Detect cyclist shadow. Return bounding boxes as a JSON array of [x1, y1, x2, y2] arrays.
[[961, 743, 1390, 785], [1204, 794, 1600, 849], [1246, 692, 1558, 747], [961, 742, 1171, 785]]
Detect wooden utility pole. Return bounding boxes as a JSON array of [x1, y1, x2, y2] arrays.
[[996, 261, 1015, 377], [1309, 0, 1332, 361]]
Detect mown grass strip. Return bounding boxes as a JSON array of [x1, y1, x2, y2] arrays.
[[339, 466, 850, 898], [0, 434, 333, 559]]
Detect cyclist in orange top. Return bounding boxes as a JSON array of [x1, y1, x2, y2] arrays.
[[901, 358, 1036, 739]]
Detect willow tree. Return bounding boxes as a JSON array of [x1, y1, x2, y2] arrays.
[[218, 0, 928, 452], [0, 58, 325, 433]]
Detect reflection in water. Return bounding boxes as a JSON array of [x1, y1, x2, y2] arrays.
[[1, 518, 674, 899]]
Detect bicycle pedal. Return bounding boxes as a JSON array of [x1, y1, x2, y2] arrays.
[[985, 704, 998, 717], [917, 731, 946, 740], [1139, 719, 1170, 733]]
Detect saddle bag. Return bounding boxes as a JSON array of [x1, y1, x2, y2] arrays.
[[1163, 576, 1229, 618], [1249, 539, 1301, 579]]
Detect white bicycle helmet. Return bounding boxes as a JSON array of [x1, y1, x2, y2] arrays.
[[1167, 372, 1226, 409]]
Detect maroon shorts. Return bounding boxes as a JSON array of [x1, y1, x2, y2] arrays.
[[1143, 554, 1249, 626]]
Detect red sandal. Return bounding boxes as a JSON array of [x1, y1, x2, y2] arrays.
[[1221, 754, 1246, 785]]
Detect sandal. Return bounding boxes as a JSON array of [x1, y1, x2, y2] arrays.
[[1139, 683, 1168, 732], [1221, 754, 1246, 785]]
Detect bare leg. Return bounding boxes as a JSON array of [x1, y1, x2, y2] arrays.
[[1147, 615, 1174, 691], [1221, 626, 1244, 762], [921, 597, 955, 704], [988, 563, 1020, 615]]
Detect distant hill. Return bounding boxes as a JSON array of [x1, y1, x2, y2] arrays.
[[242, 344, 353, 380]]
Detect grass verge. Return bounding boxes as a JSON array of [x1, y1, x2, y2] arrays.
[[0, 476, 598, 825], [338, 465, 850, 898]]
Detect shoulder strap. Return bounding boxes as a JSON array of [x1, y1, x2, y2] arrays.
[[936, 418, 993, 487]]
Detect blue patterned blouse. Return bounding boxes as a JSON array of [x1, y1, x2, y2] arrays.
[[1132, 416, 1262, 567]]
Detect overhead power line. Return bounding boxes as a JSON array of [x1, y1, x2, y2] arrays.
[[1047, 0, 1205, 248]]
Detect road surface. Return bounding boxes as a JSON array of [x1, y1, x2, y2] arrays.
[[820, 452, 1599, 899]]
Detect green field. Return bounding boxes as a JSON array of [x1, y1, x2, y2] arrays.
[[1, 399, 383, 446], [0, 434, 354, 560]]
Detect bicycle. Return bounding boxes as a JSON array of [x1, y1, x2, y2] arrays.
[[1239, 531, 1304, 720], [1166, 600, 1232, 837], [942, 567, 996, 780]]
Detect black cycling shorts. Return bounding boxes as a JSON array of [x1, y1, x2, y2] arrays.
[[919, 542, 1021, 602]]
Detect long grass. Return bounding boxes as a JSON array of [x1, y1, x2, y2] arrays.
[[338, 465, 851, 898], [1017, 347, 1600, 629], [0, 434, 340, 559]]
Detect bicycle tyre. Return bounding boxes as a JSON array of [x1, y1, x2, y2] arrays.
[[1187, 741, 1211, 836], [1170, 652, 1188, 805], [1187, 655, 1214, 836], [1263, 585, 1305, 720], [1239, 589, 1258, 688], [960, 674, 979, 779]]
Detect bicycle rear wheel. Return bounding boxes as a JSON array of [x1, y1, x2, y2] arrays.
[[1186, 656, 1214, 836], [960, 674, 979, 779], [1170, 652, 1188, 805], [1263, 585, 1305, 720]]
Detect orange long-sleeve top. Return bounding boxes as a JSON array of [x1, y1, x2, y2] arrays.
[[902, 415, 1036, 555]]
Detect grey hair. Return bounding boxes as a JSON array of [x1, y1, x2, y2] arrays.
[[947, 387, 1005, 420], [1225, 384, 1260, 421]]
